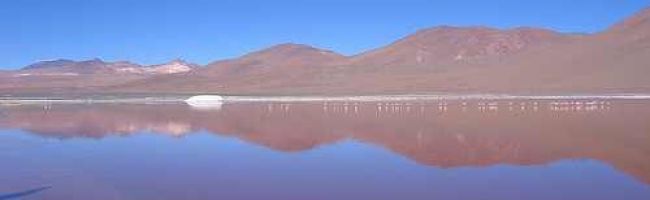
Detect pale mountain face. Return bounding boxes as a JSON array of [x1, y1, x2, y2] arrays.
[[115, 60, 196, 75], [143, 60, 195, 75]]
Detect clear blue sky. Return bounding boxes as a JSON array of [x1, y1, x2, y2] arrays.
[[0, 0, 648, 69]]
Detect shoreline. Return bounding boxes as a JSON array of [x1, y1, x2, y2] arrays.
[[220, 94, 650, 102], [2, 94, 650, 105]]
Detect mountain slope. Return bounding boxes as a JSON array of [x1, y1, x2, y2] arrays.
[[349, 27, 568, 67], [201, 43, 346, 77]]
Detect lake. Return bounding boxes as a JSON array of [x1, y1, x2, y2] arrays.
[[1, 100, 649, 199]]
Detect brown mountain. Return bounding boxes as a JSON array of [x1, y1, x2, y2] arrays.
[[194, 43, 347, 88], [202, 43, 346, 77], [348, 26, 568, 67], [2, 7, 650, 94]]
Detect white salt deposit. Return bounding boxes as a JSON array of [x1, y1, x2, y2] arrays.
[[184, 95, 224, 107]]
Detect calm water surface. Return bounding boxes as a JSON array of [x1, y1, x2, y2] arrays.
[[0, 100, 649, 200]]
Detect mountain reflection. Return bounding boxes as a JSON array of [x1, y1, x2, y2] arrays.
[[0, 100, 649, 184]]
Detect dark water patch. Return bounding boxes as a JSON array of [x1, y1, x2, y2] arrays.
[[0, 186, 51, 200]]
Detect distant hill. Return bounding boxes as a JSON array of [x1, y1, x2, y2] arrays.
[[0, 59, 196, 93]]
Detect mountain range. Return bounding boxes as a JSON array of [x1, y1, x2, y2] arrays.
[[1, 7, 649, 95]]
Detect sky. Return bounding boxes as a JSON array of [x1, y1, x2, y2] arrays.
[[0, 0, 648, 69]]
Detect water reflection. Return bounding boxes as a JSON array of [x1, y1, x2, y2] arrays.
[[0, 100, 649, 199]]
